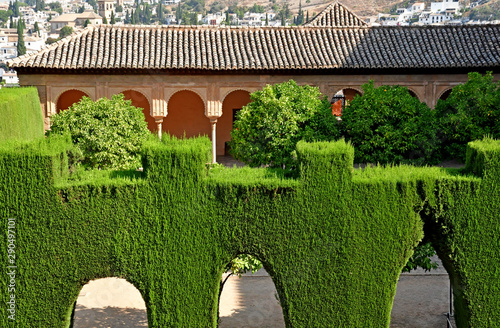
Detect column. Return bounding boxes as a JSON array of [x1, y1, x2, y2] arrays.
[[154, 117, 163, 139], [210, 118, 217, 164]]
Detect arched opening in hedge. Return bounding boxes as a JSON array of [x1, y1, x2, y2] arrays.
[[164, 90, 210, 139], [56, 89, 89, 113], [218, 255, 285, 328], [121, 90, 156, 133], [72, 277, 148, 327], [220, 90, 251, 155], [391, 245, 452, 327]]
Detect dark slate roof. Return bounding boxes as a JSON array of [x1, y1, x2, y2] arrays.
[[9, 24, 500, 72], [305, 1, 367, 27]]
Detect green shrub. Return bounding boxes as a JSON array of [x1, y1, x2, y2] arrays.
[[435, 72, 500, 161], [47, 94, 150, 170], [341, 81, 440, 165], [1, 137, 500, 327], [0, 87, 44, 142], [229, 80, 340, 171]]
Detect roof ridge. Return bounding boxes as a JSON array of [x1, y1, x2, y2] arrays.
[[305, 1, 367, 27]]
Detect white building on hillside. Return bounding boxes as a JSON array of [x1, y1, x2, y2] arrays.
[[412, 2, 426, 12], [431, 0, 460, 13]]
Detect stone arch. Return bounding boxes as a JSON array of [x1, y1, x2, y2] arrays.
[[120, 89, 156, 133], [407, 88, 421, 101], [164, 90, 210, 139], [341, 87, 363, 102], [438, 88, 453, 102], [330, 87, 362, 116], [166, 88, 206, 115], [221, 88, 253, 104], [218, 254, 286, 328], [72, 277, 148, 327], [56, 89, 90, 114], [219, 89, 252, 155]]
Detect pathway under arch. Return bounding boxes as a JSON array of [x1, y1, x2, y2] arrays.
[[219, 256, 285, 328], [164, 90, 210, 140], [73, 277, 148, 328], [219, 90, 251, 155], [121, 90, 156, 133], [56, 89, 89, 113]]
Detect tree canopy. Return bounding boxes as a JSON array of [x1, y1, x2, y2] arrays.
[[47, 94, 150, 170], [229, 80, 340, 171], [435, 71, 500, 161]]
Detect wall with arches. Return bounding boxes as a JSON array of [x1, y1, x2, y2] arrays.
[[56, 89, 90, 113], [0, 136, 499, 327], [121, 90, 156, 133], [163, 90, 210, 140], [219, 90, 251, 155]]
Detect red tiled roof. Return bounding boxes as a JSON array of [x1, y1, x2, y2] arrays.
[[7, 2, 500, 72], [305, 2, 367, 27]]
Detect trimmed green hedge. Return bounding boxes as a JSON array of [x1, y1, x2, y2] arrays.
[[0, 136, 499, 327], [0, 87, 44, 142]]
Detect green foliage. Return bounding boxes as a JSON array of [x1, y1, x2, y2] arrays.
[[48, 1, 62, 14], [341, 81, 440, 165], [402, 242, 438, 273], [16, 22, 26, 56], [59, 25, 73, 38], [435, 72, 500, 161], [0, 136, 500, 327], [45, 37, 58, 44], [0, 87, 44, 142], [229, 80, 340, 170], [468, 2, 500, 21], [208, 1, 223, 13], [0, 10, 14, 25], [249, 3, 265, 13], [47, 94, 150, 170], [226, 254, 263, 277]]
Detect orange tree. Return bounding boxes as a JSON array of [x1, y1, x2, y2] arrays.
[[229, 80, 340, 172], [435, 71, 500, 161]]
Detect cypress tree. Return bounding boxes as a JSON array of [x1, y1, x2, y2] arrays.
[[125, 9, 130, 23], [266, 13, 268, 26], [103, 16, 108, 24], [34, 21, 39, 33], [10, 16, 14, 28], [17, 22, 26, 55], [131, 10, 135, 24], [83, 18, 90, 27], [306, 11, 309, 23], [158, 1, 163, 24], [110, 11, 115, 24]]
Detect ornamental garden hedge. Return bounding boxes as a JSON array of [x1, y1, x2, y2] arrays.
[[1, 88, 500, 327]]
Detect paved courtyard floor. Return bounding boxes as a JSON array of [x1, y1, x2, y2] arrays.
[[72, 258, 452, 328]]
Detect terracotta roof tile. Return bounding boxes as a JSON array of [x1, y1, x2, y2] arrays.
[[8, 24, 500, 71], [305, 2, 367, 27]]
